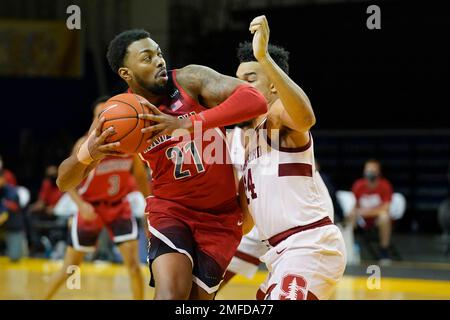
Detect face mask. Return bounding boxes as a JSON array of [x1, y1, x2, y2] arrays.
[[364, 171, 379, 182], [47, 176, 57, 185]]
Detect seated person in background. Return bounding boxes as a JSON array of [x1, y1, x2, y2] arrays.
[[29, 165, 63, 217], [0, 155, 17, 186], [438, 161, 450, 253], [347, 158, 393, 262], [28, 165, 64, 255], [0, 169, 26, 262]]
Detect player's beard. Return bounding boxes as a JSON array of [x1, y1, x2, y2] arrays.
[[136, 74, 167, 95]]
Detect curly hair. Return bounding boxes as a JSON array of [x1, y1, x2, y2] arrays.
[[106, 29, 151, 73], [236, 41, 290, 74]]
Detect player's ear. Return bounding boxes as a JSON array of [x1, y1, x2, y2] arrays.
[[118, 67, 132, 81], [269, 83, 277, 94]]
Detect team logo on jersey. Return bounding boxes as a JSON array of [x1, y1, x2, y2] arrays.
[[169, 88, 179, 99], [279, 274, 308, 300]]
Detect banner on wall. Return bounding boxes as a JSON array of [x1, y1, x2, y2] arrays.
[[0, 20, 82, 77]]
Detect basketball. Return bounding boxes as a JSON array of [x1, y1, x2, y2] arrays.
[[98, 93, 154, 154]]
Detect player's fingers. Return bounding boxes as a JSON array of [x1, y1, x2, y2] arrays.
[[97, 141, 121, 152], [145, 102, 163, 115], [141, 123, 166, 134], [95, 117, 106, 137], [97, 126, 116, 144], [249, 24, 262, 33], [250, 15, 265, 27], [138, 113, 160, 121], [137, 97, 162, 115], [103, 150, 125, 157]]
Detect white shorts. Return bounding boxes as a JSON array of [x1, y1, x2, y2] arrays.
[[227, 226, 268, 278], [258, 224, 346, 300]]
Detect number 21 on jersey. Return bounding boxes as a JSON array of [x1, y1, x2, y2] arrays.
[[166, 141, 205, 180]]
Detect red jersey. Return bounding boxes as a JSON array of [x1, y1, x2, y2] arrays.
[[4, 169, 17, 186], [39, 179, 63, 206], [352, 177, 393, 209], [137, 70, 236, 211], [78, 156, 135, 203]]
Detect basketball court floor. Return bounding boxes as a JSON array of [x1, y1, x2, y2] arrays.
[[1, 257, 450, 300]]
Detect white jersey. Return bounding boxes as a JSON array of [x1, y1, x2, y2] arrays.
[[227, 127, 246, 181], [243, 119, 333, 241]]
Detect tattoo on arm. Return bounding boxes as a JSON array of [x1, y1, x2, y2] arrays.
[[177, 64, 245, 108]]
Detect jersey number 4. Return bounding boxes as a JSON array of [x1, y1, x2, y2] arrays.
[[166, 141, 205, 180], [243, 168, 257, 203]]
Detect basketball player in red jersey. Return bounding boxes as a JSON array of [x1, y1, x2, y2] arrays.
[[45, 97, 150, 300], [57, 30, 267, 299]]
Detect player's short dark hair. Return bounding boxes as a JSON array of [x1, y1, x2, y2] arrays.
[[236, 41, 290, 75], [365, 158, 382, 168], [91, 95, 111, 111], [107, 29, 151, 73]]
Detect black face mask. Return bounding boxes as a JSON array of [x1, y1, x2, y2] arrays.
[[364, 171, 379, 183], [47, 176, 58, 185]]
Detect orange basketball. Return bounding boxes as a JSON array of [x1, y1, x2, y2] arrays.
[[98, 93, 154, 154]]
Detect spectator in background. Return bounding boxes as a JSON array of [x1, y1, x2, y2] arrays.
[[29, 165, 63, 216], [0, 169, 26, 262], [28, 165, 64, 255], [0, 155, 17, 186], [347, 158, 393, 263], [438, 161, 450, 254]]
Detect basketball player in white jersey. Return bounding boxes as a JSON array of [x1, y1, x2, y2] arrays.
[[236, 15, 346, 300], [222, 124, 268, 287]]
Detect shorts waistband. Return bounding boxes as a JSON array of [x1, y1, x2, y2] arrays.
[[90, 198, 123, 207], [266, 216, 333, 247]]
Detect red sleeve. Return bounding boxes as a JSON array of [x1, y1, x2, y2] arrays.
[[190, 84, 267, 130], [380, 179, 393, 203], [38, 180, 51, 203]]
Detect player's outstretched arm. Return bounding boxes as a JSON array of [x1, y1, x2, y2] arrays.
[[177, 64, 268, 128], [57, 117, 122, 192], [250, 15, 316, 133], [139, 65, 267, 142]]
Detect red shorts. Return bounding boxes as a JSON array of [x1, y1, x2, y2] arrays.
[[68, 198, 138, 252], [146, 196, 243, 294]]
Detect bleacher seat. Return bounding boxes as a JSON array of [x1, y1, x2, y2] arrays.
[[16, 186, 30, 209]]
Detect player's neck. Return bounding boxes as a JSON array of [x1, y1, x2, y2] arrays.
[[251, 98, 275, 128], [367, 179, 379, 189], [252, 114, 267, 128], [131, 86, 165, 106]]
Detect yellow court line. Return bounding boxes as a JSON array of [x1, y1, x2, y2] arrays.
[[2, 257, 450, 298]]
